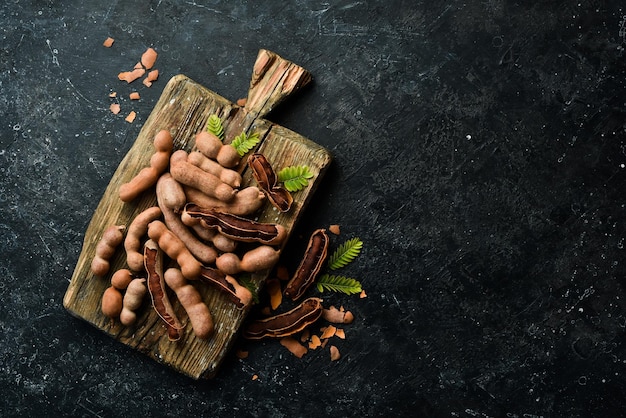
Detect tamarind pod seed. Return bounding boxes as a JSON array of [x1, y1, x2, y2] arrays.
[[247, 153, 292, 212], [199, 267, 253, 309], [283, 229, 329, 301], [144, 239, 183, 341], [184, 203, 286, 245], [242, 297, 323, 340]]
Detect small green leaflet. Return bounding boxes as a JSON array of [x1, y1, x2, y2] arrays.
[[328, 237, 363, 270], [237, 274, 259, 304], [207, 115, 225, 141], [277, 165, 314, 192], [231, 131, 260, 157], [316, 274, 362, 295]]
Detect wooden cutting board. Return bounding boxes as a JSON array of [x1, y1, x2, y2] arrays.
[[63, 50, 332, 379]]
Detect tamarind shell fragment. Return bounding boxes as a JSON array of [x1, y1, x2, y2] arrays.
[[247, 153, 293, 212], [283, 229, 329, 301], [184, 203, 286, 245], [242, 297, 323, 340]]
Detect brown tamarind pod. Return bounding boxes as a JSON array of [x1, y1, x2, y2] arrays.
[[283, 229, 329, 301], [199, 267, 253, 309], [247, 153, 292, 212], [242, 297, 323, 340]]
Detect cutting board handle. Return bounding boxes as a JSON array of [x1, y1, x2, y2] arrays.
[[244, 49, 312, 118]]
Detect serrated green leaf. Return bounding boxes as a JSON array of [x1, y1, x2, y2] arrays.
[[328, 237, 363, 270], [207, 114, 225, 141], [277, 166, 314, 192], [231, 131, 260, 157], [316, 274, 362, 295]]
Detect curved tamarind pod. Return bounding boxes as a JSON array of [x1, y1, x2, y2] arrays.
[[184, 185, 265, 217], [156, 174, 218, 265], [91, 225, 126, 277], [184, 203, 286, 245], [164, 268, 214, 340], [125, 206, 162, 272], [216, 143, 241, 168], [247, 153, 292, 212], [147, 220, 202, 280], [170, 150, 236, 202], [199, 267, 252, 309], [180, 210, 238, 253], [284, 229, 329, 301], [144, 239, 183, 341], [242, 297, 323, 340], [215, 245, 281, 275], [119, 130, 173, 202], [194, 131, 222, 159], [120, 278, 147, 326], [187, 151, 242, 188]]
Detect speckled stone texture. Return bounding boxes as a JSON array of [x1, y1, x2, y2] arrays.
[[1, 1, 625, 416]]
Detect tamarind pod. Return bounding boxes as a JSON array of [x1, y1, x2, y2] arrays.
[[187, 151, 242, 188], [91, 225, 125, 277], [242, 297, 323, 340], [124, 206, 162, 272], [119, 130, 173, 202], [247, 153, 292, 212], [215, 245, 280, 275], [156, 173, 186, 212], [194, 131, 222, 159], [216, 143, 241, 168], [144, 239, 183, 341], [120, 278, 147, 326], [110, 268, 134, 290], [184, 185, 265, 216], [199, 267, 253, 309], [101, 286, 124, 319], [164, 268, 214, 340], [147, 221, 202, 280], [184, 203, 286, 245], [170, 150, 236, 202], [156, 174, 218, 265], [284, 229, 329, 301]]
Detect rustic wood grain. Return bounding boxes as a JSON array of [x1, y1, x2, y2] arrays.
[[63, 50, 331, 379]]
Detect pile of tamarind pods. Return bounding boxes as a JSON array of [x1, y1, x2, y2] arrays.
[[91, 128, 338, 344]]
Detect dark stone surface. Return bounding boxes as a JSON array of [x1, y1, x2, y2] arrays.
[[1, 1, 625, 416]]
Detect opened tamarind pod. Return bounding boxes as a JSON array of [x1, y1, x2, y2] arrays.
[[180, 209, 238, 253], [199, 267, 253, 309], [242, 297, 323, 340], [184, 203, 287, 245], [284, 229, 329, 301], [247, 153, 293, 212], [144, 239, 183, 341]]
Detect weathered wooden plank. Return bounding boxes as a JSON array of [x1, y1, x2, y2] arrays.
[[63, 50, 331, 379]]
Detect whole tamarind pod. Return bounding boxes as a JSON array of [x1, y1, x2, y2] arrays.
[[183, 185, 265, 216], [164, 268, 214, 340], [216, 143, 241, 168], [156, 174, 218, 265], [215, 245, 281, 275], [119, 130, 173, 202], [284, 229, 329, 301], [187, 151, 242, 188], [101, 286, 124, 319], [147, 220, 202, 280], [91, 225, 125, 277], [194, 131, 222, 159], [124, 206, 162, 272], [110, 268, 134, 290], [170, 150, 236, 202], [120, 278, 147, 326]]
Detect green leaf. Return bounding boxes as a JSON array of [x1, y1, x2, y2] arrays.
[[237, 274, 259, 304], [328, 237, 363, 270], [277, 166, 314, 192], [207, 114, 225, 141], [316, 274, 362, 295], [231, 131, 260, 157]]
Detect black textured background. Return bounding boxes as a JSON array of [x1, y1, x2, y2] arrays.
[[1, 1, 625, 417]]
